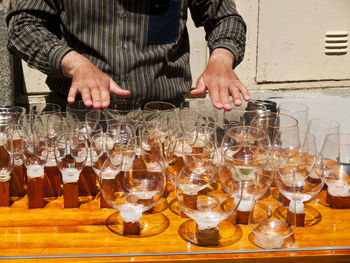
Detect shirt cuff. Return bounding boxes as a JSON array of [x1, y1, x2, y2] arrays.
[[209, 40, 244, 69], [48, 46, 75, 78]]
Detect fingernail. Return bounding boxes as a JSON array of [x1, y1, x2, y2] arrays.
[[224, 103, 232, 110], [235, 99, 242, 105], [216, 102, 223, 108], [245, 95, 251, 100]]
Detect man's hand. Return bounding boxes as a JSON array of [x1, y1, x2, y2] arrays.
[[190, 48, 250, 111], [61, 51, 130, 109]]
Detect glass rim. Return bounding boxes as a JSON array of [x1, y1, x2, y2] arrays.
[[324, 132, 350, 145], [308, 117, 340, 129], [278, 101, 309, 112]]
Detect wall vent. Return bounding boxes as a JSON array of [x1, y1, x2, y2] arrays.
[[325, 31, 348, 55]]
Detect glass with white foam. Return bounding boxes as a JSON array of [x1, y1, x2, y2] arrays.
[[176, 159, 240, 247], [0, 133, 13, 207], [22, 133, 47, 209], [275, 149, 324, 226], [55, 133, 88, 208], [321, 133, 350, 209], [99, 152, 166, 236], [220, 145, 270, 225]]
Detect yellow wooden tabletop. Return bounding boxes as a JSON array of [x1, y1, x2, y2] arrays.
[[0, 189, 350, 263]]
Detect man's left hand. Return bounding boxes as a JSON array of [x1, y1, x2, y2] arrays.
[[190, 48, 250, 111]]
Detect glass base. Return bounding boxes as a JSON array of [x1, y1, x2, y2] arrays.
[[274, 205, 322, 227], [248, 231, 295, 249], [178, 219, 242, 247], [105, 211, 169, 237]]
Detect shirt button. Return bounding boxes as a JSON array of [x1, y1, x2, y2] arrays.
[[120, 12, 128, 18], [123, 43, 128, 49]]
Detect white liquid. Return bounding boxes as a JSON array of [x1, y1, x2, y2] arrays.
[[0, 169, 11, 182], [237, 198, 254, 212], [254, 231, 286, 249], [192, 211, 223, 229], [327, 181, 350, 197], [27, 165, 44, 179], [101, 166, 118, 180], [61, 168, 80, 183], [179, 183, 207, 195], [288, 201, 305, 214], [118, 203, 143, 223]]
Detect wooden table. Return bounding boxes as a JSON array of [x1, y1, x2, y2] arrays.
[[0, 189, 350, 263]]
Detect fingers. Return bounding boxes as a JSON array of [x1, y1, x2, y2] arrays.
[[190, 77, 206, 97], [109, 79, 131, 98]]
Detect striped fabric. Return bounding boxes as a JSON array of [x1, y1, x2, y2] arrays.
[[6, 0, 246, 104]]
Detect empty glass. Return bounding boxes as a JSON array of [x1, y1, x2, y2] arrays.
[[0, 133, 14, 207]]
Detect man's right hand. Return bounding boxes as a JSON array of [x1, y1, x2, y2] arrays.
[[61, 51, 130, 109]]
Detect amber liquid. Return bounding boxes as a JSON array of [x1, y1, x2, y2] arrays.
[[63, 182, 79, 208], [27, 177, 44, 209], [100, 178, 116, 209], [10, 165, 25, 197], [78, 166, 98, 196], [0, 181, 10, 207], [44, 165, 62, 197], [123, 221, 140, 236]]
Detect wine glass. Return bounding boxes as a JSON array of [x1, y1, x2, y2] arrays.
[[176, 159, 241, 247], [66, 100, 92, 119], [5, 124, 27, 199], [0, 132, 14, 207], [251, 112, 300, 169], [221, 145, 270, 225], [144, 101, 176, 112], [321, 133, 350, 209], [45, 112, 79, 198], [279, 102, 308, 135], [306, 118, 340, 152], [91, 132, 121, 208], [54, 133, 88, 208], [275, 149, 324, 227], [77, 121, 103, 199], [99, 152, 167, 236], [106, 99, 141, 122], [221, 126, 270, 153], [22, 131, 48, 208]]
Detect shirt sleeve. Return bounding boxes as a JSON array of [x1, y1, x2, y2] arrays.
[[189, 0, 247, 69], [6, 0, 73, 77]]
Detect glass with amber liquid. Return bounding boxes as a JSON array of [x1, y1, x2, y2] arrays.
[[91, 132, 122, 208], [55, 133, 88, 208], [99, 151, 166, 236], [77, 121, 102, 199], [5, 125, 27, 198], [22, 133, 47, 209], [0, 133, 14, 207]]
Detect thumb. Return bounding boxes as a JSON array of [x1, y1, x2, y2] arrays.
[[190, 76, 206, 97], [109, 79, 131, 98]]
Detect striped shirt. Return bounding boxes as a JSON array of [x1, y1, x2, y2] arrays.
[[6, 0, 246, 104]]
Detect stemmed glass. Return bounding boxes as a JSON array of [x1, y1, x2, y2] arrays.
[[55, 133, 88, 208], [306, 118, 340, 152], [176, 159, 242, 247], [279, 102, 309, 135], [275, 149, 324, 227], [105, 99, 141, 122], [221, 145, 270, 225], [99, 152, 167, 236], [91, 132, 121, 208], [77, 121, 103, 199], [166, 136, 216, 216], [45, 112, 79, 198], [251, 112, 300, 173], [5, 124, 27, 198], [0, 133, 14, 207], [22, 131, 48, 209], [321, 133, 350, 209]]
